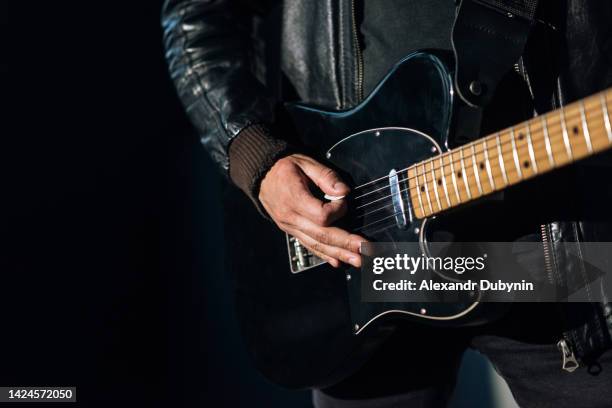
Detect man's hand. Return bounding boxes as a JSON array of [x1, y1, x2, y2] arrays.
[[259, 154, 366, 268]]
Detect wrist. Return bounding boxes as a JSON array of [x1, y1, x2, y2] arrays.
[[228, 123, 294, 215]]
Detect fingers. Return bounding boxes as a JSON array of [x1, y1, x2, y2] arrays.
[[283, 215, 367, 268], [259, 153, 365, 268], [292, 154, 350, 197], [285, 226, 360, 268], [285, 228, 341, 268], [297, 218, 365, 255], [291, 177, 347, 226]]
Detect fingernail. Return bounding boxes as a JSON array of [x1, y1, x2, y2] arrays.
[[350, 256, 361, 267], [334, 181, 349, 192]]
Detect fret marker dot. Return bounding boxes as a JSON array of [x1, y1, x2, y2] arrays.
[[518, 133, 524, 141], [420, 186, 425, 192], [572, 126, 579, 135], [437, 179, 442, 185], [479, 162, 485, 170], [457, 171, 462, 177], [523, 161, 530, 168]]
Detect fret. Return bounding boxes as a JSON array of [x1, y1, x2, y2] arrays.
[[510, 128, 523, 179], [449, 152, 461, 203], [421, 163, 433, 214], [430, 162, 442, 211], [483, 140, 495, 189], [439, 156, 451, 207], [496, 133, 509, 186], [459, 148, 472, 199], [541, 115, 555, 168], [471, 144, 483, 195], [601, 92, 612, 143], [579, 100, 593, 153], [407, 87, 612, 221], [560, 107, 573, 160], [412, 167, 425, 219], [526, 122, 538, 173]]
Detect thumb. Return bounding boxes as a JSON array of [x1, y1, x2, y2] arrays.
[[294, 155, 350, 197]]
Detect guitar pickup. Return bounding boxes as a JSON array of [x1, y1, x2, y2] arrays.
[[286, 234, 326, 273]]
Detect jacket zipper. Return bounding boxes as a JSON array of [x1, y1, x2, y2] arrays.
[[540, 224, 555, 284], [350, 0, 364, 102]]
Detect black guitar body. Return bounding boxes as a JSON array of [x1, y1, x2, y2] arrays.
[[224, 51, 500, 389]]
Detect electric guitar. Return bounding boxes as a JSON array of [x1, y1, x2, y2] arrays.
[[225, 51, 612, 388]]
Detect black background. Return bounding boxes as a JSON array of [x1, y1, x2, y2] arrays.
[[2, 1, 310, 406], [1, 2, 495, 407]]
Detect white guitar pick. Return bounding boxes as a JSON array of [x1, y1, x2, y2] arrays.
[[324, 194, 346, 201]]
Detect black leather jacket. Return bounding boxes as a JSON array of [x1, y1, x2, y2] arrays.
[[162, 0, 612, 369]]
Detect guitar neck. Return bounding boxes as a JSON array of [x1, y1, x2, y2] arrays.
[[408, 88, 612, 219]]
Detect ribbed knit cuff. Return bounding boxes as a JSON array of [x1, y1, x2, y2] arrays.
[[228, 123, 293, 216]]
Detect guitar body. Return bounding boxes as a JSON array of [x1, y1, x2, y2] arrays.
[[225, 51, 494, 388]]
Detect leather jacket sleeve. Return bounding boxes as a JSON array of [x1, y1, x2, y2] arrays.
[[162, 0, 291, 205]]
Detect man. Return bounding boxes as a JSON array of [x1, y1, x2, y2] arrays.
[[162, 1, 612, 406]]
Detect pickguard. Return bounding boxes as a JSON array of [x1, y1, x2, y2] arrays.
[[325, 126, 481, 331]]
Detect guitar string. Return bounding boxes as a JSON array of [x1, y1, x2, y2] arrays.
[[349, 94, 609, 193], [357, 133, 610, 219], [351, 122, 592, 204], [349, 110, 610, 210], [354, 131, 593, 212], [355, 210, 408, 232], [352, 129, 612, 227], [348, 97, 609, 200], [356, 200, 396, 219], [351, 105, 607, 202]]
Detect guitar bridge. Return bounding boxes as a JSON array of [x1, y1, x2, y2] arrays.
[[286, 234, 326, 273]]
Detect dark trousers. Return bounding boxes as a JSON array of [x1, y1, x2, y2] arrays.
[[313, 304, 612, 408]]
